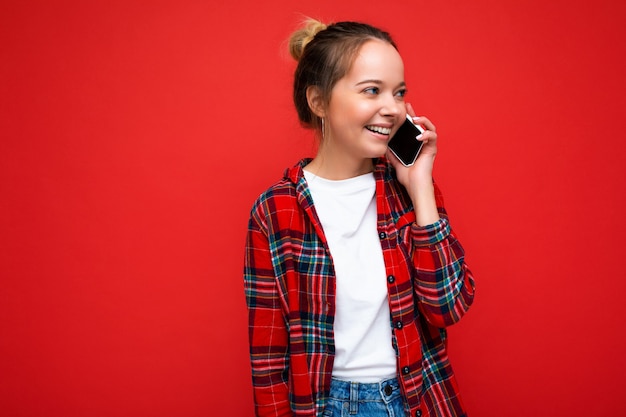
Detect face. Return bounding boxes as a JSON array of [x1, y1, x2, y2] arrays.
[[324, 39, 407, 165]]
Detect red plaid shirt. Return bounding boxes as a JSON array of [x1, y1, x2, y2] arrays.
[[244, 158, 475, 417]]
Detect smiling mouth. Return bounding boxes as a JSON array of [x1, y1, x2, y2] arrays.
[[365, 125, 392, 135]]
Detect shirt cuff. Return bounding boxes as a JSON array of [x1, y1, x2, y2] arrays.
[[410, 217, 451, 246]]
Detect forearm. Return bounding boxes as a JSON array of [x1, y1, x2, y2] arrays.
[[410, 218, 475, 327], [245, 285, 293, 416], [249, 338, 292, 416], [410, 177, 440, 227]]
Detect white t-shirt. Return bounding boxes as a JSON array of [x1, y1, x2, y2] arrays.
[[304, 170, 397, 382]]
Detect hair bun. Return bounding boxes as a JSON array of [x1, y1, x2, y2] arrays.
[[288, 19, 328, 61]]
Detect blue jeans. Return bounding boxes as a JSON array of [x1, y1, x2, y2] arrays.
[[322, 377, 408, 417]]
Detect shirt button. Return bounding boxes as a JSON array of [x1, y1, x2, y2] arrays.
[[387, 275, 395, 283], [379, 231, 387, 239], [395, 321, 403, 329], [415, 410, 422, 417], [402, 366, 410, 375]]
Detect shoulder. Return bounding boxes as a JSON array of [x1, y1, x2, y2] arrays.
[[249, 159, 309, 223], [375, 159, 413, 209], [252, 178, 298, 212]]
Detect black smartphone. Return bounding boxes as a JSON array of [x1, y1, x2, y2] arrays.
[[388, 114, 425, 167]]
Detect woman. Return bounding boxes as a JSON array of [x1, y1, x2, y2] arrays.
[[244, 19, 476, 417]]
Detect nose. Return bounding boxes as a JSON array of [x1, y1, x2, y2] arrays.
[[380, 93, 403, 118]]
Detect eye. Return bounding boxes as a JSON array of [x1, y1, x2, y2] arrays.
[[363, 87, 380, 95], [395, 89, 407, 98]]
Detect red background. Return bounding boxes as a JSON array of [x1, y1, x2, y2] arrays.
[[2, 1, 626, 416]]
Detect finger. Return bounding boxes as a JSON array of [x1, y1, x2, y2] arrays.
[[413, 116, 436, 133], [420, 130, 437, 143]]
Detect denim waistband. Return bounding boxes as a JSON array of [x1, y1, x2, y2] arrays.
[[328, 377, 402, 402]]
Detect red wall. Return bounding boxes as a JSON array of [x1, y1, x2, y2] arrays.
[[2, 1, 626, 416]]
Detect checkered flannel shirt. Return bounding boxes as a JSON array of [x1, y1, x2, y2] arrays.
[[244, 158, 475, 417]]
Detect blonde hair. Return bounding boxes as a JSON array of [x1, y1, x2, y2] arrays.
[[287, 19, 397, 131], [288, 19, 328, 62]]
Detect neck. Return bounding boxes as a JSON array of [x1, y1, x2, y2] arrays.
[[305, 143, 375, 180]]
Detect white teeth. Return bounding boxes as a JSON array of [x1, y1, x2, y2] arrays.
[[366, 125, 391, 135]]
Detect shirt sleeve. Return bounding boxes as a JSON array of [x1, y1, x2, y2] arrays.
[[408, 182, 476, 328], [243, 205, 293, 416]]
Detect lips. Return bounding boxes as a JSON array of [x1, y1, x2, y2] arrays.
[[365, 125, 392, 135]]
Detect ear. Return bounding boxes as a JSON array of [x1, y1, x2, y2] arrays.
[[306, 86, 326, 118]]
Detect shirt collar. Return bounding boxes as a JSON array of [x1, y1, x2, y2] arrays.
[[283, 157, 390, 185]]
